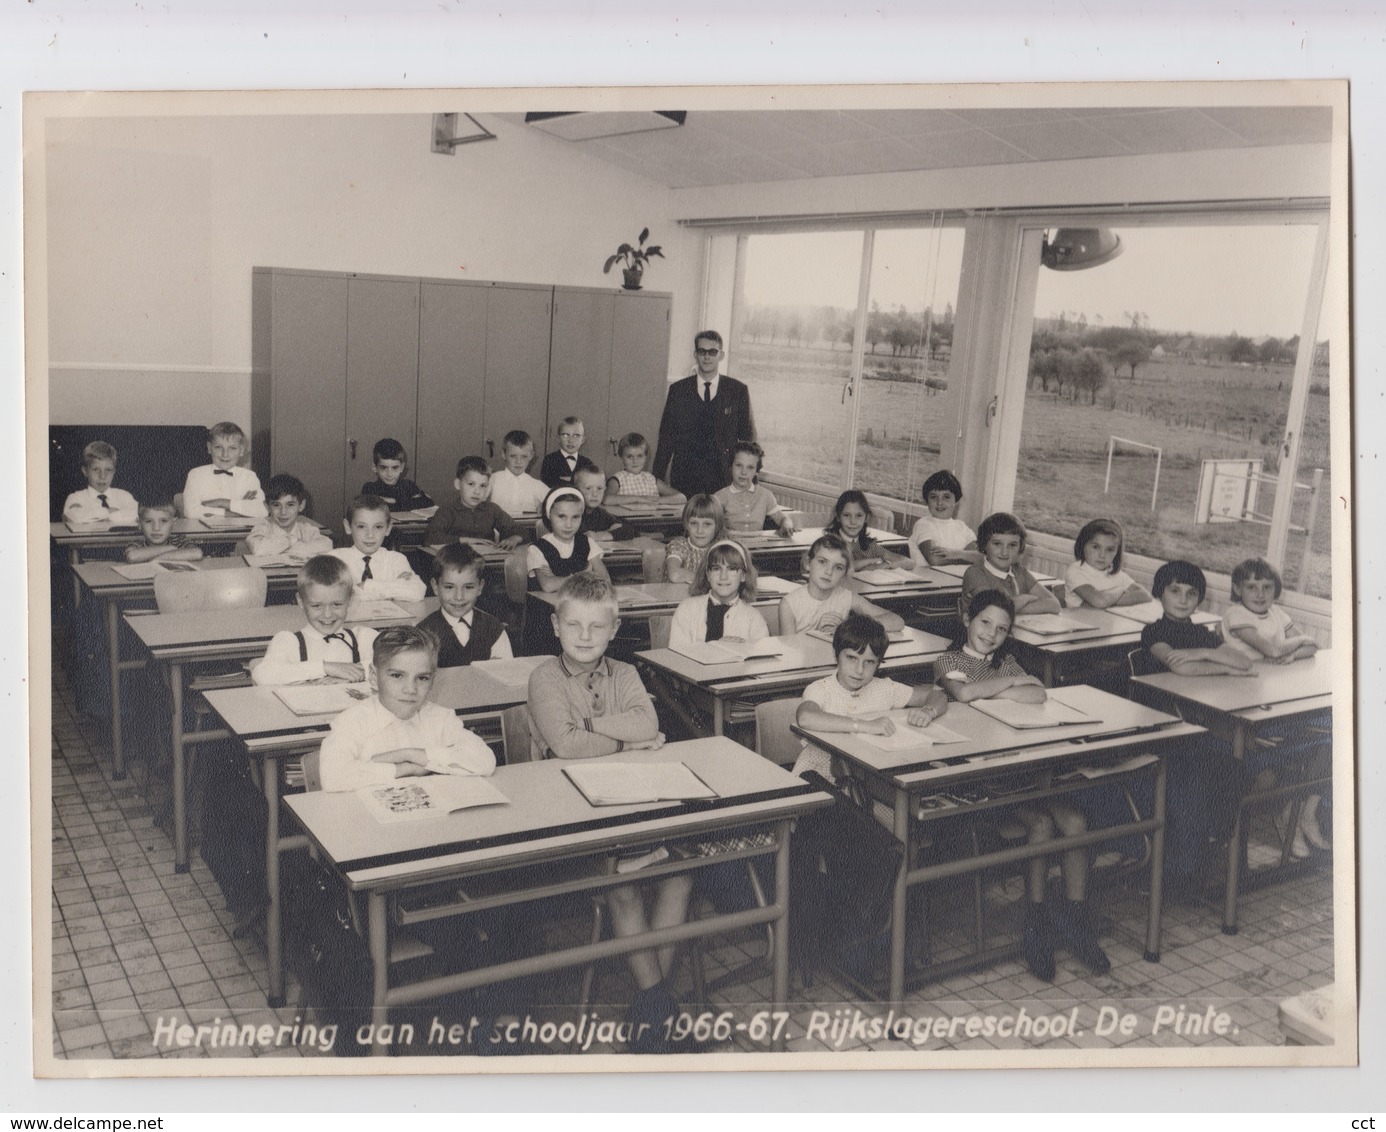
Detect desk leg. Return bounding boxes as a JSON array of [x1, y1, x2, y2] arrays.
[[70, 548, 82, 609], [368, 891, 390, 1058], [263, 758, 284, 1007], [170, 662, 189, 874], [105, 599, 125, 780], [889, 792, 910, 1005], [713, 698, 725, 737], [772, 819, 791, 1050], [1144, 757, 1168, 962], [1222, 722, 1250, 936]]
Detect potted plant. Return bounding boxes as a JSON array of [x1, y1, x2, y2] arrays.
[[604, 228, 664, 291]]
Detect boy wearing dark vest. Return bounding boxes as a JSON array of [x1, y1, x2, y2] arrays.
[[416, 543, 513, 666], [251, 555, 377, 686]]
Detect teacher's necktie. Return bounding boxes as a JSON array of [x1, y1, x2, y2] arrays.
[[703, 381, 712, 403]]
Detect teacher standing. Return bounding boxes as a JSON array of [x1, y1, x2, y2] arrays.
[[653, 330, 757, 499]]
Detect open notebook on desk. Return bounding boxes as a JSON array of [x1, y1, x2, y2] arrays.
[[355, 776, 508, 823], [273, 682, 372, 716], [670, 638, 786, 666], [563, 761, 718, 806], [346, 598, 412, 622], [1013, 613, 1103, 636], [198, 515, 257, 530], [970, 696, 1094, 730], [859, 712, 969, 751], [854, 567, 930, 586]]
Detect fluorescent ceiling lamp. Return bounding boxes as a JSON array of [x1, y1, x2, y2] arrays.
[[524, 111, 687, 141]]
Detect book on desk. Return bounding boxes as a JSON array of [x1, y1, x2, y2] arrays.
[[670, 639, 786, 666], [563, 761, 718, 806], [273, 682, 373, 716], [356, 776, 509, 823]]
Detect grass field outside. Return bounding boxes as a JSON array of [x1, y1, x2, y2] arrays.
[[734, 340, 1332, 597]]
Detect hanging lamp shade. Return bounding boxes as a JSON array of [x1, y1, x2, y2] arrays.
[[1041, 228, 1124, 271]]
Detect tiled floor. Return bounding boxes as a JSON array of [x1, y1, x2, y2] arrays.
[[48, 664, 1336, 1061]]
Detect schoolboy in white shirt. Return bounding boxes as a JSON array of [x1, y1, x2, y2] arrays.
[[488, 430, 549, 517], [330, 494, 427, 603], [181, 421, 267, 520], [246, 473, 334, 561], [63, 441, 139, 526], [253, 555, 378, 686], [318, 623, 496, 792]]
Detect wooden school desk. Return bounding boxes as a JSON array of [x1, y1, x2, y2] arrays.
[[1006, 607, 1220, 687], [52, 518, 257, 606], [204, 656, 547, 1007], [285, 738, 832, 1055], [74, 557, 302, 781], [843, 563, 964, 620], [795, 685, 1205, 1003], [389, 511, 541, 552], [636, 628, 951, 736], [1130, 650, 1335, 933], [733, 527, 911, 579], [601, 497, 688, 536], [419, 534, 660, 582], [526, 581, 782, 625], [125, 600, 432, 873]]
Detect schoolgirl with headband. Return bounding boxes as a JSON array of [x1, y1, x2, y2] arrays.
[[668, 538, 770, 650], [525, 485, 610, 592]]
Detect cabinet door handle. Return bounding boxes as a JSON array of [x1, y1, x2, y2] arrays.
[[487, 439, 494, 459], [349, 438, 357, 460], [609, 437, 618, 456]]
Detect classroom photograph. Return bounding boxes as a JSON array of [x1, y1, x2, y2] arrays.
[[30, 85, 1353, 1070]]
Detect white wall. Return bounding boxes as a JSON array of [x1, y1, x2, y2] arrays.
[[45, 113, 700, 425]]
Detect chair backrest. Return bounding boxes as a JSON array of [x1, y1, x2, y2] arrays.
[[792, 508, 833, 531], [759, 603, 781, 637], [647, 613, 672, 651], [755, 697, 806, 767], [1127, 647, 1162, 679], [300, 749, 323, 792], [503, 547, 530, 605], [173, 492, 185, 518], [154, 565, 269, 613], [641, 543, 668, 584], [232, 539, 252, 556], [500, 703, 539, 764], [868, 507, 895, 534]]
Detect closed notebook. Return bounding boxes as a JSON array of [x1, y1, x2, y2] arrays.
[[563, 761, 718, 806], [110, 560, 199, 580], [1107, 600, 1220, 627], [854, 567, 927, 586], [752, 576, 798, 596], [272, 682, 373, 716], [355, 776, 508, 823], [199, 515, 257, 529]]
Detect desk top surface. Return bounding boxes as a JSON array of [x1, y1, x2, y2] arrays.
[[285, 737, 829, 886], [1131, 650, 1336, 715], [640, 627, 949, 687], [75, 555, 300, 595], [798, 683, 1192, 786], [124, 599, 434, 652], [527, 581, 779, 613], [52, 518, 254, 545], [204, 657, 546, 741]]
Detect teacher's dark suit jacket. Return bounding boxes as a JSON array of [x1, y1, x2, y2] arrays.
[[653, 374, 757, 499]]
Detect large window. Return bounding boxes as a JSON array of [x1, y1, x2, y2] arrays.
[[729, 222, 965, 498], [1006, 217, 1331, 598]]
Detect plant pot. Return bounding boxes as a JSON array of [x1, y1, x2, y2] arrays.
[[621, 266, 644, 291]]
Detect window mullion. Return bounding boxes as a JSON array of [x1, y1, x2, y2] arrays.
[[1266, 217, 1330, 573], [842, 228, 874, 490]]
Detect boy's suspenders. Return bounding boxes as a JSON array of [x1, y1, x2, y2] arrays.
[[294, 629, 361, 663]]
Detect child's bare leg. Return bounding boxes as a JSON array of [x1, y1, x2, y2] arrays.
[[651, 874, 695, 980], [606, 883, 664, 990], [1017, 805, 1054, 902], [1050, 801, 1089, 902]]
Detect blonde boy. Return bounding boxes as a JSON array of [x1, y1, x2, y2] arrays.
[[526, 575, 688, 1050], [124, 499, 204, 565], [318, 623, 495, 792], [331, 494, 427, 602], [181, 421, 267, 520], [63, 441, 139, 525], [253, 555, 377, 686], [246, 473, 334, 561], [488, 430, 549, 517]]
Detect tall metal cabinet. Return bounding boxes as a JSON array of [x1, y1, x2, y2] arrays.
[[251, 267, 671, 526]]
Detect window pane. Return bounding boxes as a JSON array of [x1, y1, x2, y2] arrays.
[[855, 226, 966, 502], [734, 232, 862, 487], [1013, 224, 1320, 584], [1287, 276, 1333, 598]]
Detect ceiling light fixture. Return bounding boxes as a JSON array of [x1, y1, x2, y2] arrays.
[[1041, 228, 1124, 271]]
